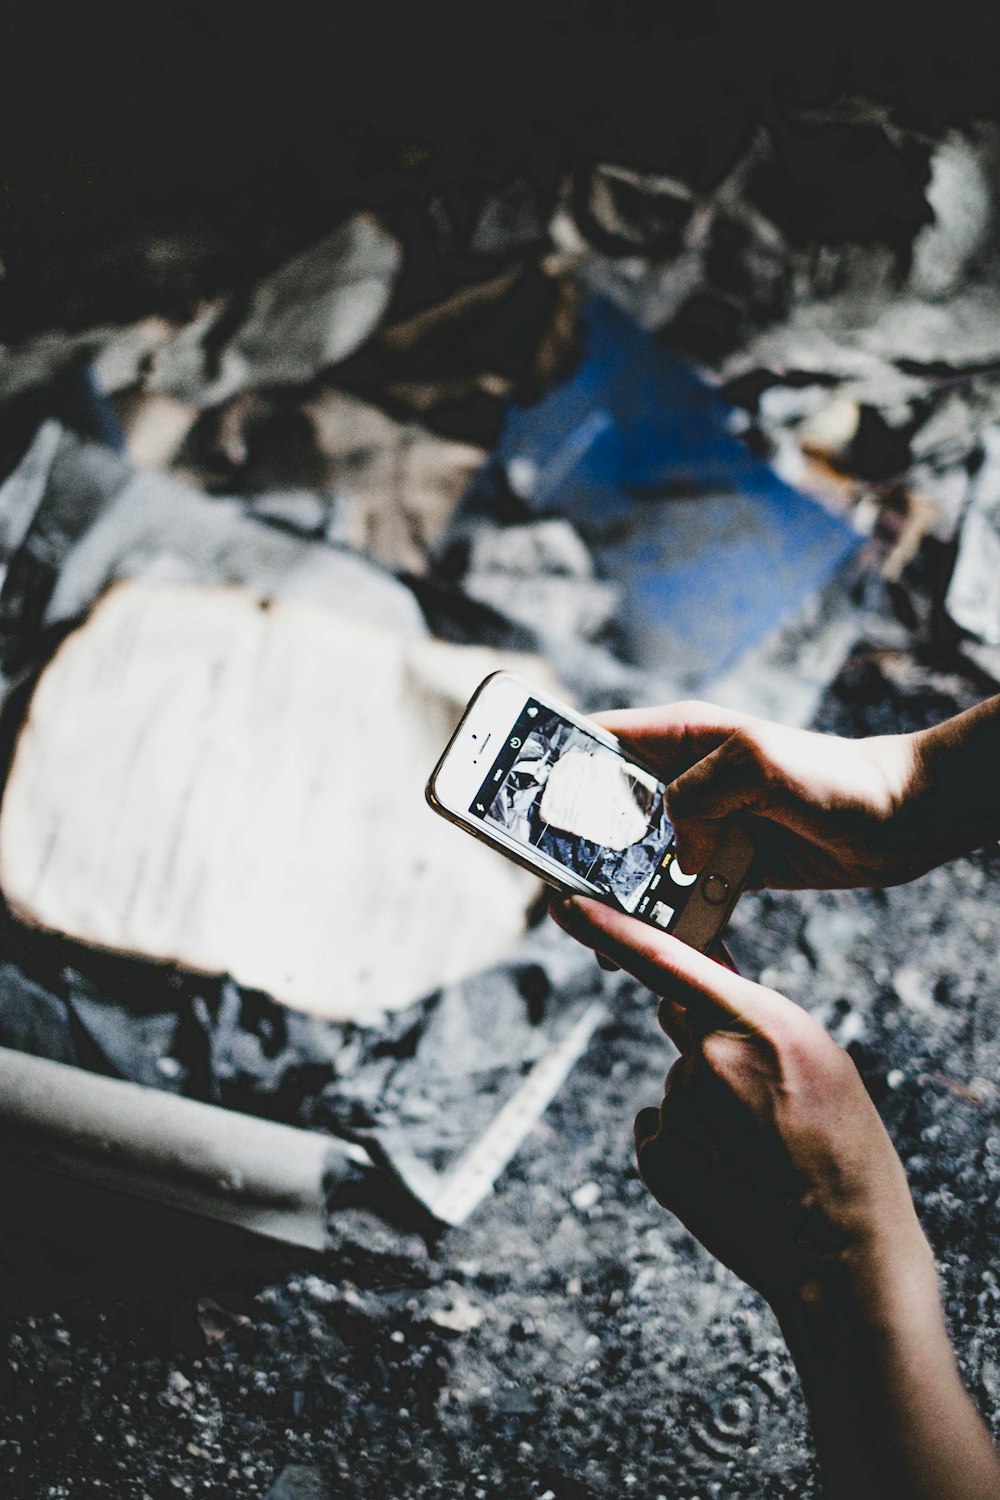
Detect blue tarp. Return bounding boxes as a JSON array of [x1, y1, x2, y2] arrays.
[[460, 298, 860, 687]]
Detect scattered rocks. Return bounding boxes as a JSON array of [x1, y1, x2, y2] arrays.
[[428, 1287, 485, 1335], [570, 1182, 602, 1212], [798, 902, 867, 974], [264, 1465, 331, 1500], [893, 964, 938, 1016]]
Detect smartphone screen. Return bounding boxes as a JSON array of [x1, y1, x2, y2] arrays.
[[467, 696, 696, 929]]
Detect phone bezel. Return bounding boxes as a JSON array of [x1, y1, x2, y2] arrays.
[[427, 672, 602, 897], [426, 671, 753, 952]]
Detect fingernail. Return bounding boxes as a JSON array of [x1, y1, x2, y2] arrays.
[[549, 894, 582, 930]]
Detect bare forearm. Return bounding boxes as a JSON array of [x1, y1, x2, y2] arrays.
[[896, 695, 1000, 869], [776, 1242, 1000, 1500]]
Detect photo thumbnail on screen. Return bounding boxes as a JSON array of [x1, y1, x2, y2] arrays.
[[478, 705, 675, 913]]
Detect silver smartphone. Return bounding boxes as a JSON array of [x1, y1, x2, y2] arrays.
[[426, 672, 753, 953]]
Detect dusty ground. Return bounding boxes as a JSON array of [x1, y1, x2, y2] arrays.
[[1, 580, 1000, 1500]]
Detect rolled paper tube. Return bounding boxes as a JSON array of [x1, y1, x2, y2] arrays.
[[0, 1047, 372, 1250]]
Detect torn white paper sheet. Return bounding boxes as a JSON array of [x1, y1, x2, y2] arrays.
[[946, 431, 1000, 647], [539, 750, 657, 850], [946, 503, 1000, 645], [0, 580, 556, 1024]]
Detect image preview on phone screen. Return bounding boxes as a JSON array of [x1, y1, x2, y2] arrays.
[[469, 699, 697, 928]]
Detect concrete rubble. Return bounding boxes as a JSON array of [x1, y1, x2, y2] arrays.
[[0, 366, 996, 1500]]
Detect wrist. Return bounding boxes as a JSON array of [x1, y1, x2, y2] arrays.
[[772, 1226, 999, 1500], [865, 729, 950, 880], [773, 1218, 940, 1343], [870, 730, 923, 828], [895, 698, 1000, 867]]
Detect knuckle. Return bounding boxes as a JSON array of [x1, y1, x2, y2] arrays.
[[673, 697, 714, 719], [700, 1032, 738, 1082], [760, 1004, 848, 1084], [726, 727, 767, 782], [726, 725, 759, 758], [752, 1000, 811, 1056]]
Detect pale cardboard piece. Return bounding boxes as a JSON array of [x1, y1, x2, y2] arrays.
[[0, 581, 552, 1023]]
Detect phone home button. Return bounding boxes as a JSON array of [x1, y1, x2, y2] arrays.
[[702, 873, 729, 906]]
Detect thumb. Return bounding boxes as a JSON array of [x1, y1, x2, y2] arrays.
[[667, 732, 771, 871], [667, 731, 768, 825]]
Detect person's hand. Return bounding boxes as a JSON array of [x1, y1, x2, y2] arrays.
[[595, 701, 923, 890], [551, 894, 931, 1314], [551, 895, 1000, 1500]]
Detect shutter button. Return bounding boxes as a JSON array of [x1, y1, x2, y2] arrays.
[[702, 874, 729, 906]]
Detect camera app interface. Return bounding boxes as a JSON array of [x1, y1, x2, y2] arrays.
[[469, 699, 697, 928]]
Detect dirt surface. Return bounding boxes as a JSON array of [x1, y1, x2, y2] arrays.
[[2, 610, 1000, 1499]]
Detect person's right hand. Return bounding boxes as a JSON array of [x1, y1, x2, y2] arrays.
[[552, 896, 1000, 1500], [595, 701, 925, 890], [552, 894, 930, 1311]]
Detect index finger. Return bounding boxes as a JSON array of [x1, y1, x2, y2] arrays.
[[554, 895, 791, 1039]]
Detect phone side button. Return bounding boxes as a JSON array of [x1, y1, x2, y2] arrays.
[[702, 874, 729, 906]]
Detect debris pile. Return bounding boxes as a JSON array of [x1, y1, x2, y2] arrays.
[[0, 421, 612, 1238], [1, 7, 1000, 1494]]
